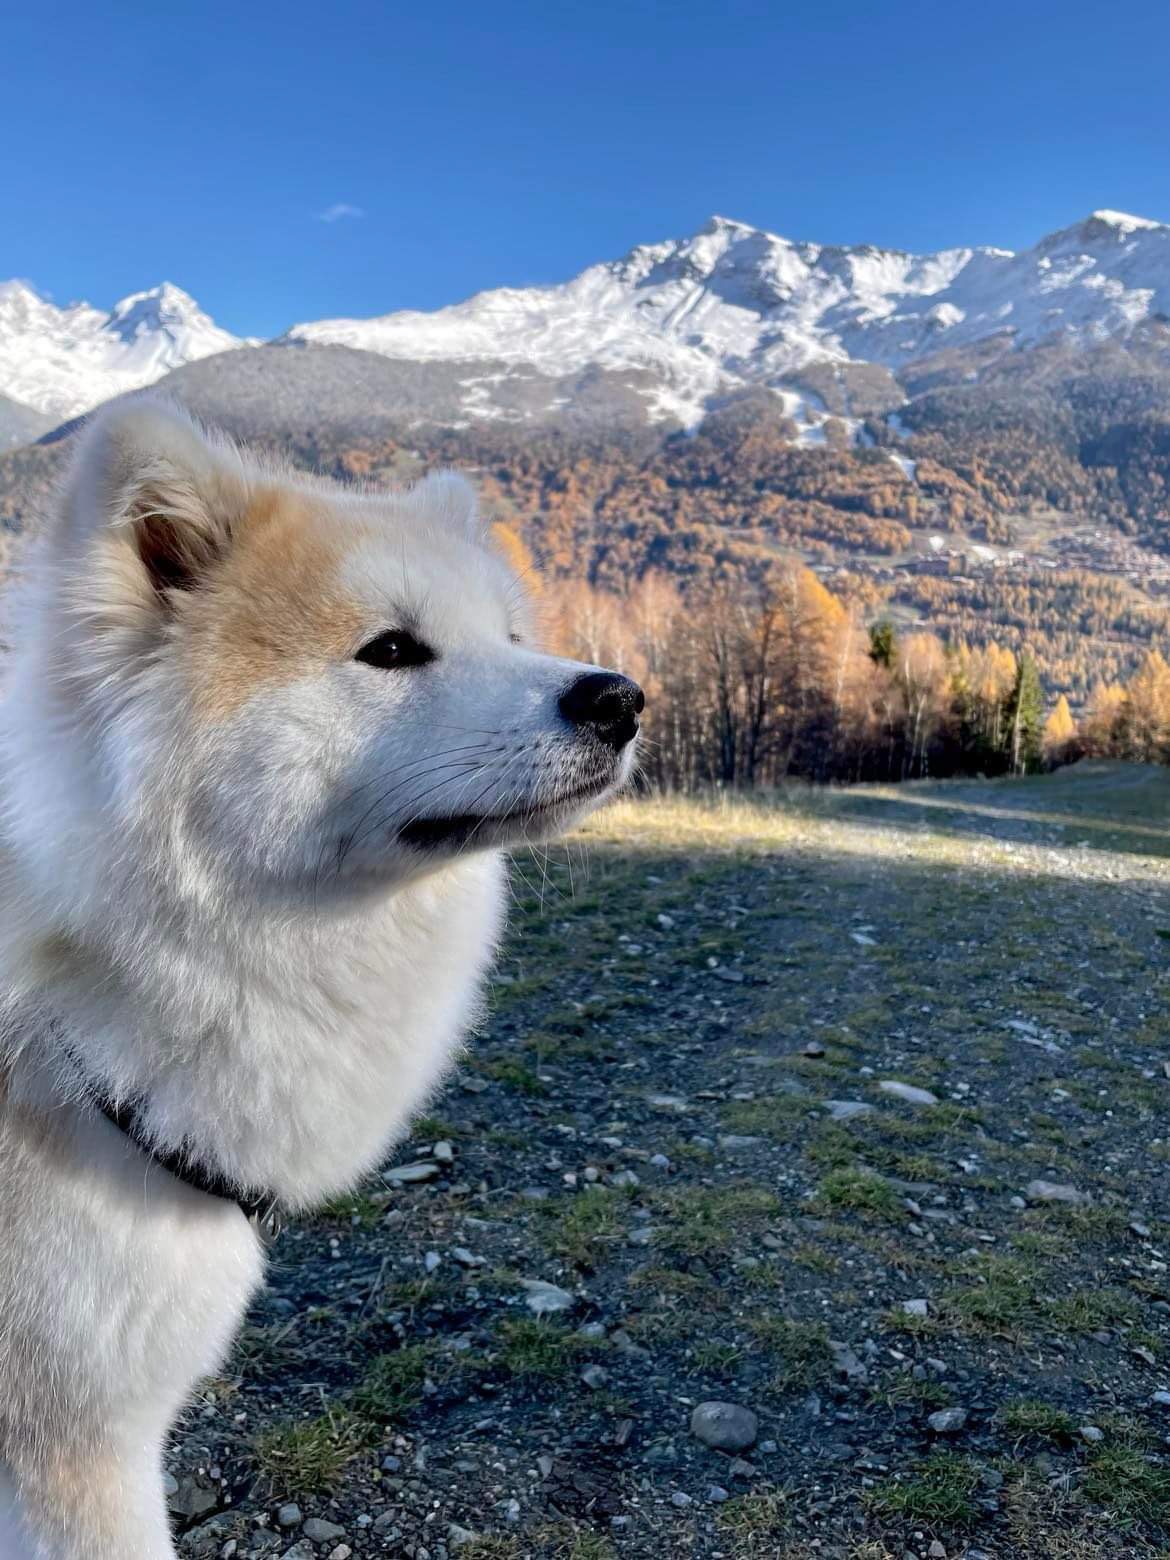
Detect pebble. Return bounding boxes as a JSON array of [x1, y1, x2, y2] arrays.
[[823, 1100, 874, 1121], [901, 1298, 929, 1317], [802, 1041, 825, 1058], [302, 1518, 347, 1542], [520, 1278, 575, 1315], [383, 1161, 440, 1184], [1151, 1391, 1170, 1408], [1079, 1426, 1105, 1443], [706, 1484, 730, 1502], [281, 1545, 315, 1560], [277, 1503, 302, 1528], [424, 1250, 442, 1273], [432, 1140, 455, 1164], [1024, 1179, 1086, 1205], [718, 1135, 762, 1150], [451, 1246, 485, 1267], [879, 1080, 939, 1107], [690, 1401, 758, 1452], [329, 1549, 352, 1560], [581, 1364, 608, 1389], [447, 1526, 477, 1549], [670, 1491, 693, 1507], [927, 1407, 968, 1434]]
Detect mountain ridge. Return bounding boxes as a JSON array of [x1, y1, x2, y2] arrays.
[[3, 209, 1170, 439]]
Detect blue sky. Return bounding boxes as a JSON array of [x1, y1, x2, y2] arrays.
[[5, 0, 1169, 338]]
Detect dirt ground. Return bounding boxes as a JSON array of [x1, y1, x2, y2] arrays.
[[170, 762, 1170, 1560]]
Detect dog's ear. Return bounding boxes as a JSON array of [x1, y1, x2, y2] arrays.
[[408, 470, 486, 543], [62, 399, 247, 599]]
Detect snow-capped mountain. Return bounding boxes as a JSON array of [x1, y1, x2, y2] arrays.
[[280, 209, 1170, 426], [2, 210, 1170, 438], [0, 281, 243, 422]]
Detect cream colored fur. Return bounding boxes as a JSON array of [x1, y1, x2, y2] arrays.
[[0, 402, 637, 1558]]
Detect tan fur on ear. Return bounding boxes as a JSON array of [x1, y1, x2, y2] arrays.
[[62, 398, 250, 600]]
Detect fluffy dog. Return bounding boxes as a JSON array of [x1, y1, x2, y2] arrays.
[[0, 402, 641, 1558]]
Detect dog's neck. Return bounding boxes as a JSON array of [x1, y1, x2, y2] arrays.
[[0, 842, 506, 1210]]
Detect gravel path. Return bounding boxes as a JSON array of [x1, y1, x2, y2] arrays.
[[169, 763, 1170, 1560]]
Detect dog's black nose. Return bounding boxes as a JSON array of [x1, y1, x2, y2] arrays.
[[558, 670, 644, 750]]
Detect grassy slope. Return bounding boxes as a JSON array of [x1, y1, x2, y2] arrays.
[[173, 763, 1170, 1560]]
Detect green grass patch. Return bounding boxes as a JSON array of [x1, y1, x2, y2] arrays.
[[996, 1398, 1078, 1442], [814, 1168, 902, 1218], [494, 1317, 600, 1381], [866, 1451, 983, 1525], [1082, 1446, 1170, 1527], [252, 1409, 365, 1494]]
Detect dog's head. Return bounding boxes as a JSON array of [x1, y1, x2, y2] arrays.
[[9, 401, 641, 906]]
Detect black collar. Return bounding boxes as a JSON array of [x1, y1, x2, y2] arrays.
[[89, 1089, 284, 1245]]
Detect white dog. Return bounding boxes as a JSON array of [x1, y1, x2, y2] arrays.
[[0, 401, 642, 1558]]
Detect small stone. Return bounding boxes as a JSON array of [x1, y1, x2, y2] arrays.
[[329, 1548, 352, 1560], [824, 1100, 874, 1122], [718, 1135, 761, 1150], [451, 1246, 485, 1267], [1130, 1220, 1152, 1239], [303, 1517, 347, 1542], [646, 1093, 689, 1113], [901, 1298, 929, 1317], [162, 1473, 179, 1498], [432, 1140, 456, 1164], [802, 1041, 826, 1058], [610, 1170, 640, 1189], [577, 1321, 607, 1341], [281, 1545, 315, 1560], [929, 1543, 947, 1559], [447, 1526, 477, 1550], [1151, 1390, 1170, 1408], [706, 1484, 730, 1503], [690, 1401, 758, 1452], [277, 1503, 303, 1529], [650, 1153, 671, 1169], [927, 1407, 968, 1435], [829, 1340, 867, 1382], [383, 1161, 440, 1184], [670, 1491, 693, 1507], [879, 1080, 939, 1107], [381, 1454, 402, 1471], [424, 1250, 442, 1273], [1079, 1426, 1105, 1444], [581, 1364, 608, 1390], [520, 1278, 575, 1315], [459, 1075, 489, 1093], [713, 966, 744, 983], [1024, 1179, 1086, 1205], [657, 913, 675, 929]]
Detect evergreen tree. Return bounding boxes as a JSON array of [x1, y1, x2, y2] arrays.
[[1006, 652, 1044, 775], [868, 620, 898, 670]]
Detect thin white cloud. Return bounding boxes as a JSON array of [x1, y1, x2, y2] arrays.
[[317, 202, 365, 224]]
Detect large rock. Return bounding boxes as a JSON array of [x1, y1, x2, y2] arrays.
[[690, 1401, 758, 1452]]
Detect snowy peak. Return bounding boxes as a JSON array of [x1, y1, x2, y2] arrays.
[[3, 208, 1170, 435], [0, 281, 243, 421], [280, 209, 1170, 427]]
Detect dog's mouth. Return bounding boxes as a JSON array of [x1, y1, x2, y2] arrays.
[[398, 777, 614, 850]]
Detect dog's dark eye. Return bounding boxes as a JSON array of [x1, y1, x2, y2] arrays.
[[355, 631, 435, 670], [508, 632, 522, 645]]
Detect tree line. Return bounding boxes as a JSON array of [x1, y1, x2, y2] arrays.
[[543, 571, 1081, 790]]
